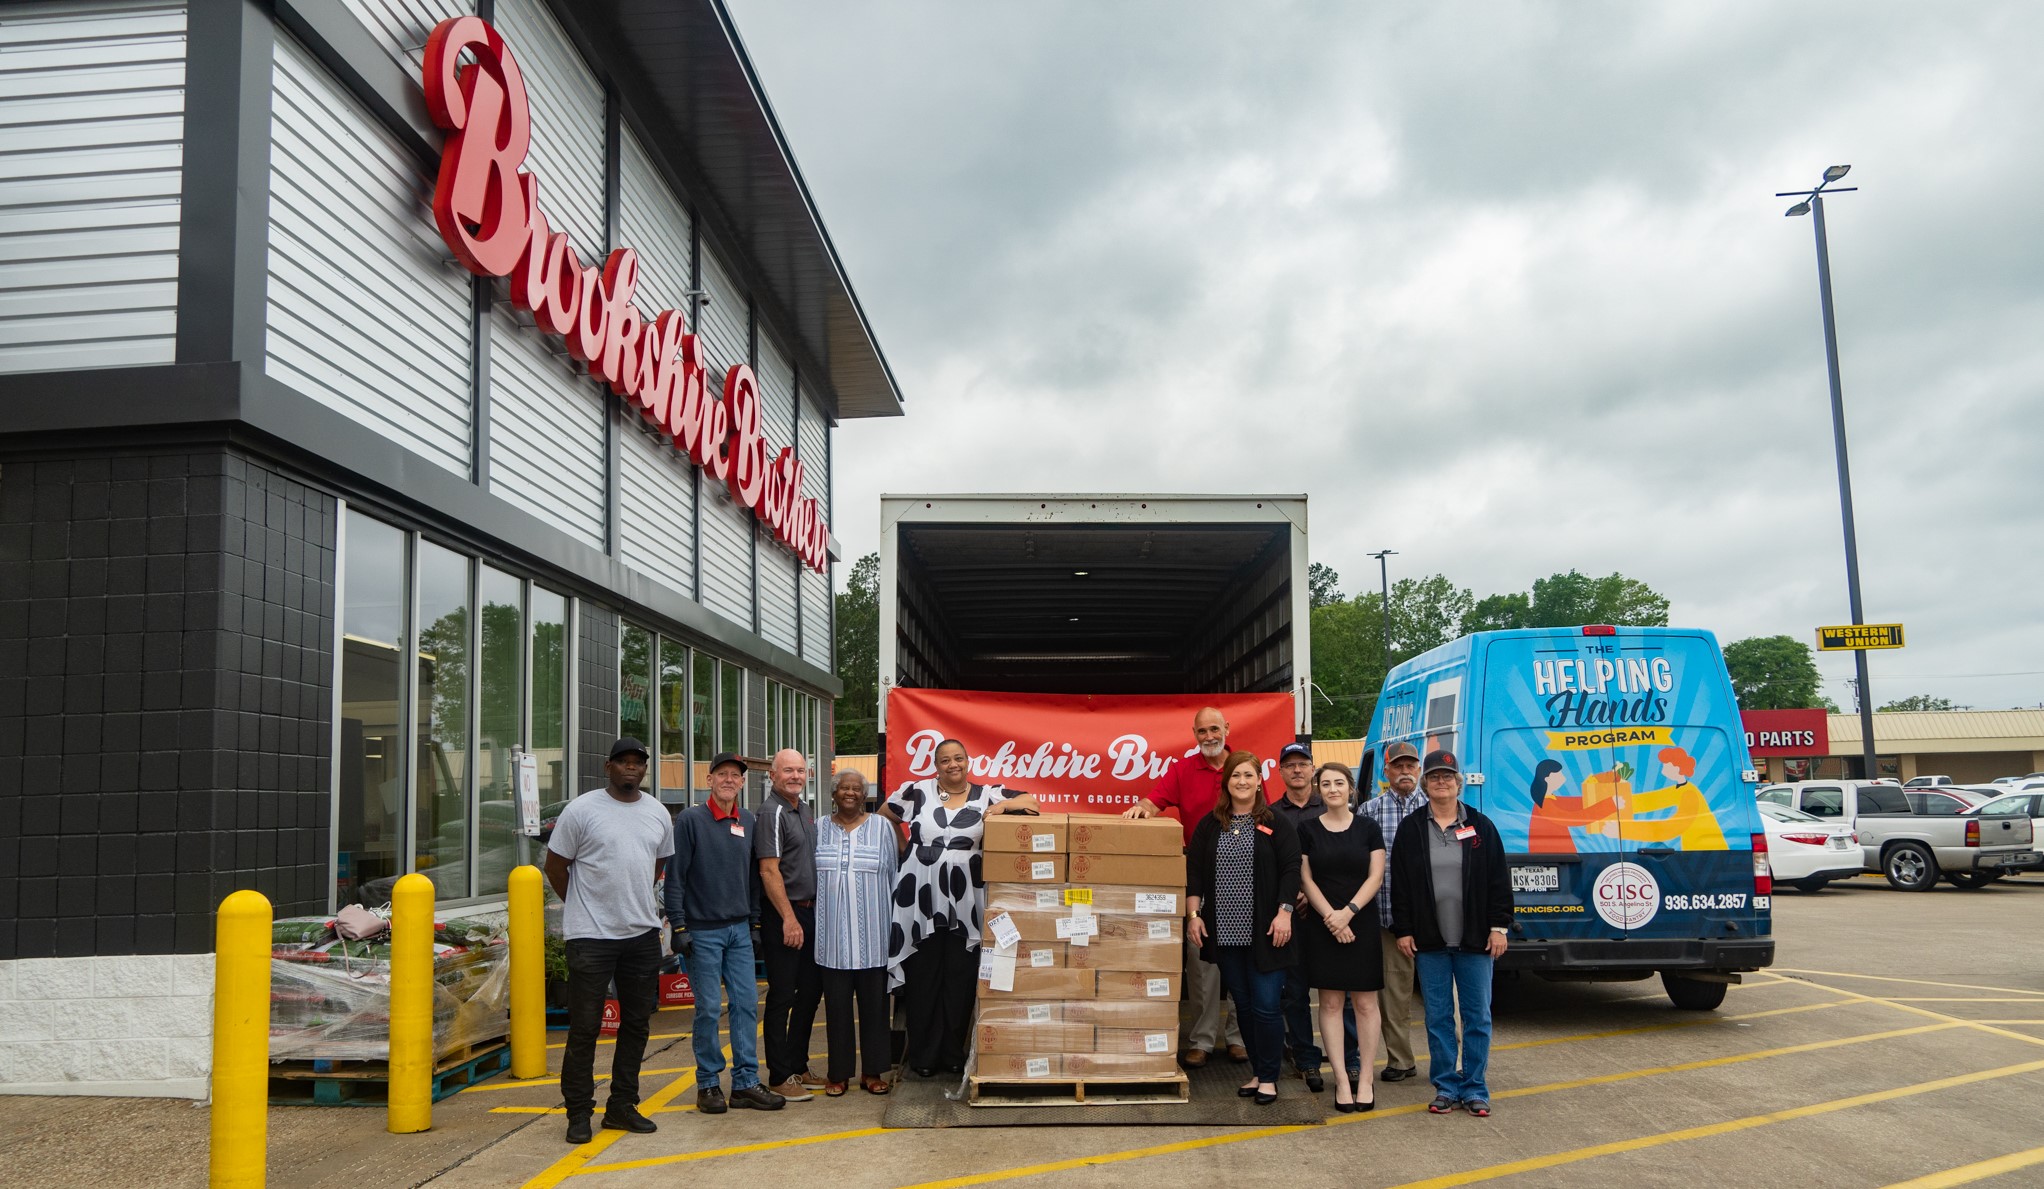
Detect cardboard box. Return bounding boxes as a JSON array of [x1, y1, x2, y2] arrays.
[[1065, 938, 1180, 971], [981, 910, 1063, 945], [1095, 970, 1179, 1000], [976, 1019, 1094, 1054], [1098, 914, 1182, 944], [1069, 1000, 1179, 1029], [975, 999, 1064, 1025], [983, 813, 1070, 854], [976, 967, 1094, 1000], [1068, 852, 1185, 887], [986, 853, 1067, 883], [1069, 886, 1183, 916], [977, 940, 1067, 969], [1064, 1051, 1179, 1077], [974, 1052, 1062, 1078], [1069, 815, 1184, 856], [1093, 1026, 1179, 1056], [987, 885, 1075, 914]]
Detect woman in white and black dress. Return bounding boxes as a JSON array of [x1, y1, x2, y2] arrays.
[[1296, 763, 1387, 1112], [883, 738, 1040, 1077]]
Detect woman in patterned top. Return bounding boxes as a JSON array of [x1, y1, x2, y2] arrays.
[[1187, 750, 1302, 1104], [883, 738, 1041, 1077], [814, 769, 898, 1095]]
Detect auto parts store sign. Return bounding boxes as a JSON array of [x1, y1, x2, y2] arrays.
[[423, 18, 829, 573], [1740, 708, 1829, 757]]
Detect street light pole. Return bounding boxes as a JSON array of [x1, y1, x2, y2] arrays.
[[1367, 549, 1397, 676], [1780, 166, 1879, 780]]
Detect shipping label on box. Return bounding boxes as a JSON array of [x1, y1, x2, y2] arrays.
[[977, 999, 1063, 1025], [1065, 938, 1181, 971], [989, 853, 1067, 883], [1094, 1026, 1180, 1055], [983, 813, 1070, 854], [1079, 886, 1183, 915], [1070, 999, 1179, 1030], [976, 1019, 1094, 1054], [976, 967, 1094, 1000], [1068, 815, 1185, 856], [1068, 852, 1186, 887], [1098, 915, 1183, 943], [980, 910, 1063, 945], [976, 1052, 1062, 1078], [1064, 1051, 1179, 1077], [1096, 970, 1179, 1000]]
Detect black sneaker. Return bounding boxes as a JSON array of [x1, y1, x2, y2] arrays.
[[697, 1085, 728, 1115], [601, 1105, 658, 1133], [565, 1115, 593, 1144], [1380, 1064, 1419, 1083], [729, 1084, 786, 1110], [1304, 1069, 1325, 1093]]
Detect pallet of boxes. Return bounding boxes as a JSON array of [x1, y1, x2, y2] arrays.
[[972, 813, 1189, 1105]]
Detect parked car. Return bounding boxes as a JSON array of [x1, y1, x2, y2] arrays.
[[1962, 792, 2044, 873], [1757, 802, 1864, 892], [1904, 775, 1953, 787], [1906, 787, 1993, 816], [1755, 780, 2033, 891]]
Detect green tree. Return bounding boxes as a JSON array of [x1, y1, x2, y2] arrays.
[[1458, 570, 1669, 634], [1308, 573, 1472, 739], [1722, 635, 1824, 709], [1389, 574, 1473, 655], [1878, 694, 1965, 712], [833, 553, 880, 753], [1308, 562, 1344, 609]]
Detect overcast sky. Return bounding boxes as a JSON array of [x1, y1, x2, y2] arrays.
[[727, 0, 2044, 713]]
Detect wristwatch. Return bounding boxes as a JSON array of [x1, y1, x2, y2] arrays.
[[1490, 926, 1509, 935], [1277, 903, 1294, 913], [1345, 901, 1364, 914]]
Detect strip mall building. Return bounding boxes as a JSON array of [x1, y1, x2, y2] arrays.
[[0, 0, 899, 1095]]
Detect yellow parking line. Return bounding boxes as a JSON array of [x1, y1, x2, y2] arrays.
[[1964, 1020, 2044, 1026], [893, 1022, 1953, 1189], [546, 1030, 690, 1051], [570, 1127, 894, 1176], [1774, 968, 2044, 997], [1885, 998, 2044, 1004], [1382, 1057, 2044, 1189], [519, 1042, 729, 1189], [1879, 1144, 2044, 1188], [1783, 977, 2044, 1050], [462, 1066, 692, 1093]]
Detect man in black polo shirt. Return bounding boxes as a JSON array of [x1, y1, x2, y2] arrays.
[[1269, 742, 1331, 1091], [757, 748, 825, 1102]]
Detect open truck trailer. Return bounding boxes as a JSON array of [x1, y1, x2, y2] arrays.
[[875, 494, 1311, 785]]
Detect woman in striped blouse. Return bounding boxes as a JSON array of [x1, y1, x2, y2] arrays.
[[814, 768, 899, 1095]]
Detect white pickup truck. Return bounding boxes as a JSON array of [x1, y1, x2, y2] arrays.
[[1757, 780, 2035, 891]]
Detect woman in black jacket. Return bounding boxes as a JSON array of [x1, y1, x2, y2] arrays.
[[1188, 750, 1300, 1105], [1390, 749, 1514, 1119]]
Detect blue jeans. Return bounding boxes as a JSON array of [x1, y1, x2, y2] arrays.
[[1213, 947, 1288, 1083], [1416, 949, 1493, 1102], [685, 921, 761, 1090]]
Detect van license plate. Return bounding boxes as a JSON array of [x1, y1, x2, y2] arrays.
[[1511, 865, 1559, 892]]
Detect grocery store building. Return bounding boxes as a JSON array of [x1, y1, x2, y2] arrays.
[[0, 0, 898, 1094], [1742, 709, 2044, 784]]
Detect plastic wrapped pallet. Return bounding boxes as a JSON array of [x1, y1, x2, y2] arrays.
[[269, 915, 511, 1062]]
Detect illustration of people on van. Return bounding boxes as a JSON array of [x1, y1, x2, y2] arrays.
[[1525, 758, 1620, 852], [1590, 746, 1729, 851]]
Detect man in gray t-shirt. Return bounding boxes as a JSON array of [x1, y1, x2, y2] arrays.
[[756, 748, 824, 1099], [543, 738, 675, 1144]]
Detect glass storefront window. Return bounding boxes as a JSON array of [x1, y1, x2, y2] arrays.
[[692, 649, 714, 796], [720, 660, 742, 755], [620, 624, 653, 780], [335, 512, 406, 909], [415, 542, 472, 899], [659, 638, 688, 805], [476, 565, 523, 897], [531, 587, 568, 811]]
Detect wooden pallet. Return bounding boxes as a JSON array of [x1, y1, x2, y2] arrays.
[[268, 1041, 511, 1106], [965, 1072, 1189, 1107]]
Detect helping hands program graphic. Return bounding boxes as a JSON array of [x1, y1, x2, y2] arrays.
[[1527, 746, 1729, 853]]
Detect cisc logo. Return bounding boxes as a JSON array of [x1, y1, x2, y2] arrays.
[[1592, 862, 1661, 930]]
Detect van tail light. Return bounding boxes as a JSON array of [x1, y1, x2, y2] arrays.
[[1582, 625, 1617, 636], [1965, 819, 1980, 847], [1751, 832, 1772, 895], [1781, 833, 1830, 846]]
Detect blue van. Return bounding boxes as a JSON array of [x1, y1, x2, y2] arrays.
[[1362, 626, 1774, 1009]]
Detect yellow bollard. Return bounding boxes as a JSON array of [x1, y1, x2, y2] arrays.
[[387, 872, 435, 1134], [209, 889, 271, 1189], [508, 865, 546, 1079]]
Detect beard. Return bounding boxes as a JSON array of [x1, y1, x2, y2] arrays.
[[1198, 739, 1226, 758]]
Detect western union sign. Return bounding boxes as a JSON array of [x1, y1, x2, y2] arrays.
[[1816, 623, 1905, 651]]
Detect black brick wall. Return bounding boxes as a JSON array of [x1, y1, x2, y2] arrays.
[[576, 603, 618, 795], [0, 447, 335, 958]]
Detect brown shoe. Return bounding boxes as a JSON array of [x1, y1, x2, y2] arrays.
[[769, 1076, 813, 1102], [1180, 1048, 1210, 1068], [824, 1080, 847, 1097], [862, 1075, 891, 1095], [799, 1067, 830, 1091], [1226, 1044, 1249, 1063]]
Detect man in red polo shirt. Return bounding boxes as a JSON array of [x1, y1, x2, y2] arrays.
[[1124, 705, 1277, 1067]]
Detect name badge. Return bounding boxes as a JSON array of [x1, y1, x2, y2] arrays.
[[729, 824, 746, 838], [1256, 824, 1273, 836], [1454, 826, 1476, 841]]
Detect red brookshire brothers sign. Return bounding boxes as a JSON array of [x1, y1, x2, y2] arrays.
[[422, 17, 828, 573]]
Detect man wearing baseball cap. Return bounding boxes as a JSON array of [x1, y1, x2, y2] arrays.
[[1390, 749, 1515, 1119], [1360, 740, 1429, 1083], [544, 738, 675, 1144], [1269, 741, 1329, 1089], [667, 752, 785, 1113]]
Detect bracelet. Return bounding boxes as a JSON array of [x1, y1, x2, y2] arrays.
[[1278, 903, 1293, 913], [1490, 926, 1508, 935]]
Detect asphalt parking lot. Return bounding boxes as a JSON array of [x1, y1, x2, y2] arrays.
[[9, 873, 2043, 1188]]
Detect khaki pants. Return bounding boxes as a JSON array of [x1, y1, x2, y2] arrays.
[[1378, 926, 1420, 1070], [1183, 930, 1243, 1052]]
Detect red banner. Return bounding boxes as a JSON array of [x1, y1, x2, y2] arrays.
[[1740, 708, 1830, 757], [883, 689, 1297, 814]]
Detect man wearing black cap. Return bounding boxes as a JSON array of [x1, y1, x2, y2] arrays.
[[1361, 740, 1429, 1082], [543, 738, 676, 1144], [667, 752, 784, 1113], [1269, 742, 1329, 1090], [1391, 749, 1514, 1119]]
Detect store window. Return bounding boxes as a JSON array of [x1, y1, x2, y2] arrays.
[[530, 588, 569, 815], [720, 660, 742, 756], [335, 511, 406, 908], [620, 624, 653, 761], [414, 542, 472, 894], [476, 565, 525, 897], [692, 649, 714, 796], [659, 637, 689, 805]]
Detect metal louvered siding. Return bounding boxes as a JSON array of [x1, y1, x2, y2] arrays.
[[616, 126, 691, 316], [797, 387, 831, 668], [619, 423, 695, 595], [755, 329, 798, 652], [0, 1, 184, 375], [488, 301, 605, 545], [492, 0, 602, 256], [336, 0, 467, 83], [696, 242, 753, 629], [266, 34, 472, 476]]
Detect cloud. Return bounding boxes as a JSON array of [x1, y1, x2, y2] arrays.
[[729, 0, 2044, 711]]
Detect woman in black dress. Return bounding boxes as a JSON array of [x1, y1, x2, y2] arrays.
[[1297, 763, 1386, 1112]]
